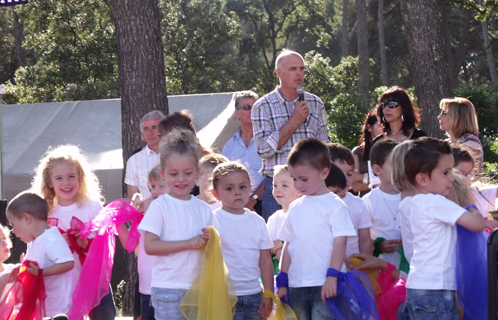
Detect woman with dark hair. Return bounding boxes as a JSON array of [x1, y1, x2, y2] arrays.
[[352, 109, 384, 196], [158, 110, 197, 136], [376, 86, 426, 142]]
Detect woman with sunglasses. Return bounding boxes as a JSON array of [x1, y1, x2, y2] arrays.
[[352, 109, 384, 196], [438, 97, 483, 173], [376, 86, 426, 143]]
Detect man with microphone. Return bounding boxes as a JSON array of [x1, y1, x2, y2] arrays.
[[252, 49, 329, 221]]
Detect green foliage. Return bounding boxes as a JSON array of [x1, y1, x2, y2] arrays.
[[0, 9, 16, 85], [8, 0, 119, 103], [160, 0, 244, 94]]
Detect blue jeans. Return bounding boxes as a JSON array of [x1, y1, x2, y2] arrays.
[[90, 289, 116, 320], [262, 177, 282, 222], [405, 289, 459, 320], [233, 292, 263, 320], [141, 294, 156, 320], [289, 287, 335, 320], [151, 288, 187, 320]]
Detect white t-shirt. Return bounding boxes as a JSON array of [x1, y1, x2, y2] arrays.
[[363, 188, 401, 266], [138, 194, 216, 289], [278, 193, 356, 287], [406, 193, 466, 290], [124, 145, 160, 200], [342, 193, 373, 256], [137, 230, 155, 295], [267, 209, 287, 241], [0, 263, 19, 302], [473, 186, 497, 217], [25, 227, 76, 318], [49, 200, 102, 276], [214, 208, 273, 295], [209, 201, 222, 211], [399, 196, 414, 263]]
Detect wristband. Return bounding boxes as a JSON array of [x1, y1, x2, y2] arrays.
[[38, 268, 43, 277], [276, 271, 288, 289], [362, 173, 369, 185], [465, 204, 478, 211]]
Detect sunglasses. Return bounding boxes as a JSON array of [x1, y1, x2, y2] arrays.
[[381, 101, 400, 109], [237, 104, 252, 111]]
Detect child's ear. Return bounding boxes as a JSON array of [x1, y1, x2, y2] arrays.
[[415, 173, 428, 187], [211, 189, 221, 201], [320, 167, 330, 180], [22, 213, 32, 224], [372, 164, 381, 177], [159, 168, 165, 180]]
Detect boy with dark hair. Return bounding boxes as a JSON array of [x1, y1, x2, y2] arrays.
[[277, 138, 356, 319], [363, 138, 403, 268], [6, 191, 75, 318], [402, 137, 486, 318], [328, 143, 373, 256]]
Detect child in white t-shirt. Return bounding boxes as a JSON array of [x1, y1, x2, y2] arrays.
[[276, 138, 356, 319], [211, 162, 274, 319], [390, 141, 416, 266], [6, 191, 75, 318], [267, 165, 302, 268], [403, 137, 486, 318], [327, 143, 373, 257], [452, 144, 498, 217], [138, 128, 216, 319], [362, 137, 402, 267], [117, 164, 168, 320], [196, 153, 228, 211]]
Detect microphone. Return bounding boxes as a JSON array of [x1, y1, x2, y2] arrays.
[[296, 86, 307, 123]]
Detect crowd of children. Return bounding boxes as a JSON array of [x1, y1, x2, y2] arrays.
[[0, 123, 497, 320]]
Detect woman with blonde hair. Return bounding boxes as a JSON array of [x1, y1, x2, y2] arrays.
[[438, 97, 483, 172]]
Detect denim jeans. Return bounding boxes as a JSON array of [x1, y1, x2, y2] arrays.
[[90, 289, 116, 320], [262, 177, 282, 222], [141, 294, 156, 320], [151, 288, 187, 320], [289, 287, 335, 320], [405, 289, 459, 320], [233, 292, 263, 320]]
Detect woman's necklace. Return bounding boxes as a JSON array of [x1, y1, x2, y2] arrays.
[[388, 129, 406, 141]]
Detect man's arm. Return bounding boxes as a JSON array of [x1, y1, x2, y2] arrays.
[[127, 185, 140, 202], [276, 101, 309, 150]]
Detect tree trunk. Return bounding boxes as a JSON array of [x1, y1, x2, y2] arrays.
[[356, 0, 369, 109], [452, 9, 472, 82], [477, 0, 498, 85], [342, 0, 349, 57], [400, 0, 451, 138], [440, 5, 455, 90], [378, 0, 388, 86], [111, 0, 169, 316], [12, 9, 26, 68]]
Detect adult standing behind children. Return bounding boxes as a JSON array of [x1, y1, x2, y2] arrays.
[[222, 91, 265, 216], [252, 50, 329, 221], [125, 110, 166, 206]]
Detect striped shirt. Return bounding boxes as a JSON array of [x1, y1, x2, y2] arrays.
[[251, 87, 329, 177]]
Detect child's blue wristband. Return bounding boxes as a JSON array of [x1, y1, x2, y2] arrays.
[[326, 268, 341, 278], [465, 204, 478, 211], [276, 271, 289, 288]]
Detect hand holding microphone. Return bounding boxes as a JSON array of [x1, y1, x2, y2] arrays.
[[294, 86, 309, 124]]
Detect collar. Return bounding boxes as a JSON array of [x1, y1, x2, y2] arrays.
[[234, 129, 254, 142], [145, 144, 158, 156], [276, 86, 300, 104]]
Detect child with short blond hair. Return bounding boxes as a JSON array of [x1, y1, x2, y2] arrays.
[[277, 138, 356, 319], [197, 153, 228, 210], [267, 165, 301, 267]]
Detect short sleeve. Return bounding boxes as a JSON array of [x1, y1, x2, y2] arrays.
[[266, 214, 279, 241], [124, 155, 138, 186], [356, 200, 373, 229], [138, 201, 165, 237], [330, 204, 356, 239], [46, 237, 74, 264], [258, 218, 274, 250], [431, 195, 466, 226], [277, 213, 293, 242]]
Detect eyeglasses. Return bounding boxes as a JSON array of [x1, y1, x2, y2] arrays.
[[381, 101, 400, 109], [237, 104, 252, 111]]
